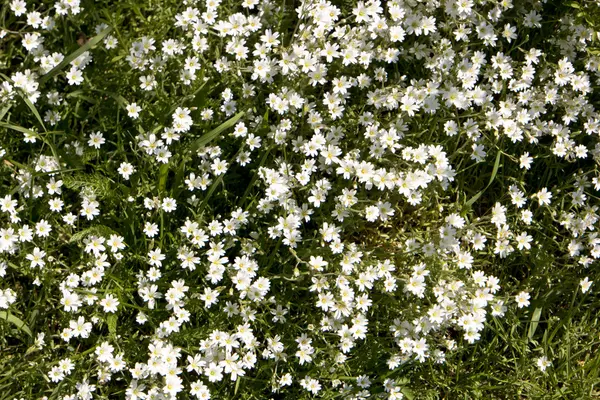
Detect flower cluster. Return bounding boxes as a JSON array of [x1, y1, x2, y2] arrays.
[[1, 0, 599, 398]]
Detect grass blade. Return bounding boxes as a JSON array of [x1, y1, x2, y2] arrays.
[[528, 306, 543, 340], [0, 311, 32, 337], [0, 122, 38, 135], [0, 73, 45, 130], [463, 150, 502, 212], [241, 146, 271, 208], [0, 104, 11, 120], [158, 163, 169, 193], [198, 175, 223, 217], [39, 26, 113, 84], [189, 111, 245, 154], [21, 95, 46, 132]]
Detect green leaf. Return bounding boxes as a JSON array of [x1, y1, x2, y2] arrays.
[[158, 163, 169, 193], [0, 104, 11, 120], [39, 26, 113, 84], [198, 175, 223, 217], [63, 173, 116, 199], [66, 90, 98, 104], [0, 122, 38, 135], [0, 311, 32, 337], [21, 94, 46, 132], [189, 111, 245, 154], [240, 146, 271, 207], [234, 377, 241, 395], [463, 150, 502, 212], [69, 225, 120, 244], [402, 387, 415, 400], [107, 314, 117, 337], [172, 158, 187, 199], [528, 307, 543, 340]]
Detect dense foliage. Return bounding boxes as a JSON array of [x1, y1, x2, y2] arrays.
[[1, 0, 599, 398]]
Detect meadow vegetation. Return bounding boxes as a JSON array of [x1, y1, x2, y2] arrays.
[[0, 0, 600, 398]]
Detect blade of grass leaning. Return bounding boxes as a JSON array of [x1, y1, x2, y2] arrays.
[[189, 111, 245, 154], [172, 158, 187, 199], [0, 312, 32, 337], [158, 163, 169, 193], [463, 150, 502, 212], [3, 158, 26, 169], [39, 26, 113, 84], [0, 104, 11, 120], [66, 90, 98, 104], [21, 95, 46, 132], [198, 175, 223, 217], [0, 122, 39, 135], [1, 121, 70, 170], [528, 307, 543, 340], [0, 72, 45, 130], [241, 145, 271, 208]]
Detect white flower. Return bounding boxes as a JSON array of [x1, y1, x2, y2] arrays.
[[10, 0, 27, 16], [81, 199, 100, 220], [535, 188, 552, 206], [126, 102, 142, 119], [35, 219, 52, 237], [66, 67, 83, 85], [200, 287, 219, 308], [148, 248, 165, 267], [108, 234, 126, 252], [211, 158, 228, 175], [88, 131, 105, 148], [580, 277, 593, 294], [0, 195, 17, 214], [100, 294, 119, 313], [162, 197, 177, 212], [536, 356, 552, 372], [48, 366, 64, 382], [144, 222, 159, 238], [365, 205, 379, 222], [204, 362, 223, 382], [308, 256, 328, 272], [63, 213, 77, 226], [118, 162, 136, 180], [95, 341, 114, 363], [48, 198, 64, 212], [515, 232, 533, 250], [26, 247, 46, 268], [515, 291, 530, 308]]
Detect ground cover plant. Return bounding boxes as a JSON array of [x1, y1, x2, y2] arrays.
[[1, 0, 600, 398]]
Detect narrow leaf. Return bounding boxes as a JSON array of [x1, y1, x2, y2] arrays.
[[0, 122, 38, 135], [172, 158, 187, 199], [67, 90, 98, 104], [189, 111, 245, 154], [158, 164, 169, 193], [21, 95, 46, 132], [0, 104, 12, 120], [0, 311, 32, 337], [40, 26, 113, 84], [528, 307, 543, 340], [241, 146, 271, 206], [198, 175, 223, 216], [463, 151, 502, 211], [107, 314, 117, 337]]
